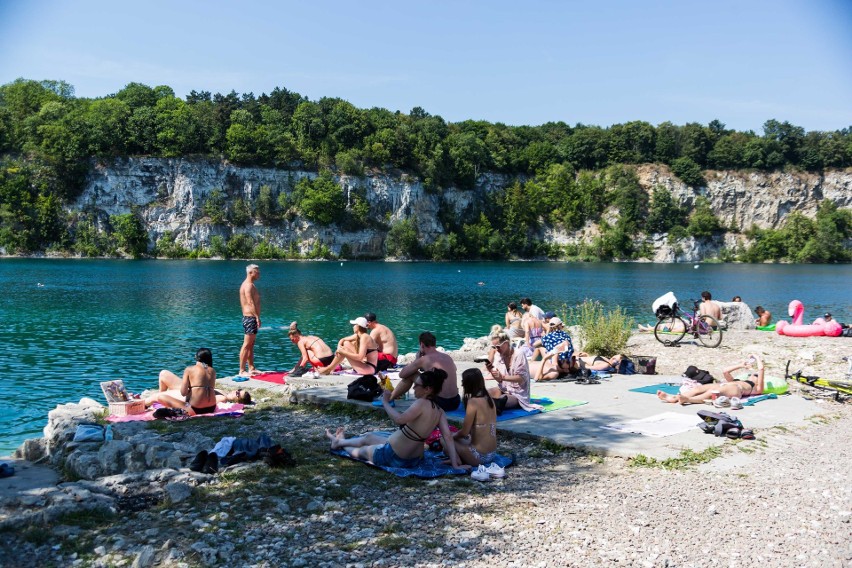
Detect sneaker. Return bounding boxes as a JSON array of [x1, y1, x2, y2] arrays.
[[713, 396, 731, 408], [730, 397, 743, 410], [485, 463, 506, 478], [470, 465, 490, 482], [189, 450, 208, 472]]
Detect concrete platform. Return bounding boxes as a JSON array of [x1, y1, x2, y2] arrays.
[[219, 363, 829, 461]]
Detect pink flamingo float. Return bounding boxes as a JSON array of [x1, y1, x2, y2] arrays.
[[776, 300, 843, 337]]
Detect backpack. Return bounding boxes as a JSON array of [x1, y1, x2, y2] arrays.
[[684, 365, 714, 385], [696, 410, 753, 439], [347, 374, 382, 402]]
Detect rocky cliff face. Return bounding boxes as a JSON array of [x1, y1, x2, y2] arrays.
[[75, 158, 852, 260]]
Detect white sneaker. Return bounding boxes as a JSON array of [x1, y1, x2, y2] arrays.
[[485, 463, 506, 478], [470, 465, 490, 482], [730, 397, 743, 410], [713, 396, 731, 408]]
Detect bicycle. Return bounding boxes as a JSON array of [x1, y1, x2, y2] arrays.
[[785, 358, 852, 402], [654, 299, 722, 348]]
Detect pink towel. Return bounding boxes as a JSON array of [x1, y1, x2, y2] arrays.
[[107, 403, 244, 422]]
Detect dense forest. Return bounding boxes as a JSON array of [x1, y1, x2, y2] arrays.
[[1, 78, 850, 262]]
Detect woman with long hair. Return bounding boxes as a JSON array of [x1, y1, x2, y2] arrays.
[[504, 302, 525, 339], [317, 317, 380, 375], [326, 369, 464, 469], [451, 368, 498, 466]]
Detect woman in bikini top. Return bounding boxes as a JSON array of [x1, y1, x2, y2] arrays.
[[318, 318, 380, 375], [450, 369, 499, 466], [153, 348, 218, 415], [722, 354, 766, 397], [288, 327, 333, 366]]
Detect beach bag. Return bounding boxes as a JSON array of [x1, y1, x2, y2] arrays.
[[73, 424, 107, 442], [683, 365, 714, 385], [696, 410, 752, 438], [347, 374, 382, 402], [618, 358, 636, 375]]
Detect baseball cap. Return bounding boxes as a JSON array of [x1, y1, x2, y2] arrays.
[[543, 311, 556, 320], [364, 312, 377, 322], [824, 312, 832, 318], [349, 317, 369, 328], [549, 317, 563, 326]]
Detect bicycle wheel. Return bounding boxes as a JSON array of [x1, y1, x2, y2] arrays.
[[696, 315, 722, 348], [654, 316, 687, 345]]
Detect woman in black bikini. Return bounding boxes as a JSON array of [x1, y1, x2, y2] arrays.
[[288, 325, 334, 370], [153, 348, 219, 415], [318, 317, 380, 375], [657, 354, 765, 404], [326, 369, 465, 470]]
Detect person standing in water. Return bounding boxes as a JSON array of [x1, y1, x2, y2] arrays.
[[239, 264, 262, 377]]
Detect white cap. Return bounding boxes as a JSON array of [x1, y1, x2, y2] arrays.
[[349, 317, 369, 328], [550, 317, 563, 326]]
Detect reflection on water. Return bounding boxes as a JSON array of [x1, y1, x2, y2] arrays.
[[1, 259, 850, 453]]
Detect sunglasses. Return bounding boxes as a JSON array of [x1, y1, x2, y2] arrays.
[[490, 341, 508, 349]]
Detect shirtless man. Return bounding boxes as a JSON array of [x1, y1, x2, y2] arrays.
[[239, 264, 261, 376], [755, 306, 772, 327], [365, 312, 399, 371], [699, 290, 721, 320], [389, 331, 460, 411]]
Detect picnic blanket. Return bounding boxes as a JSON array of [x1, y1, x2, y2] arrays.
[[630, 383, 681, 395], [331, 448, 513, 478], [602, 412, 698, 437], [445, 397, 586, 422], [106, 403, 245, 422]]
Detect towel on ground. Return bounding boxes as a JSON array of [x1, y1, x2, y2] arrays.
[[444, 397, 586, 422], [629, 383, 681, 395], [106, 403, 244, 422], [249, 371, 288, 385], [331, 449, 513, 478], [602, 412, 698, 437]]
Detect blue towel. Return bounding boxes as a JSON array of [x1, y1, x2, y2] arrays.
[[331, 449, 513, 478], [629, 383, 681, 395], [742, 393, 778, 406]]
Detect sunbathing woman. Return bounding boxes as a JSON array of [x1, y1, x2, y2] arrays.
[[576, 353, 623, 372], [146, 349, 251, 412], [317, 317, 379, 375], [326, 369, 465, 470], [288, 324, 334, 370], [451, 369, 498, 466], [658, 354, 765, 404]]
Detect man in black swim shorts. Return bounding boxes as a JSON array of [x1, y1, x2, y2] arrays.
[[239, 264, 262, 376]]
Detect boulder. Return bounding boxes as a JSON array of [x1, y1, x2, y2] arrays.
[[720, 301, 756, 330]]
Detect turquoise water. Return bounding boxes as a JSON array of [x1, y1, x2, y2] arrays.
[[2, 259, 850, 453]]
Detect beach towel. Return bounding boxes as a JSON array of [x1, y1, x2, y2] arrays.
[[249, 371, 288, 385], [742, 393, 778, 406], [629, 383, 681, 395], [106, 403, 244, 422], [444, 397, 587, 422], [602, 412, 698, 437], [331, 449, 513, 478]]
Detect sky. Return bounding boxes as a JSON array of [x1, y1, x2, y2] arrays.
[[1, 0, 851, 133]]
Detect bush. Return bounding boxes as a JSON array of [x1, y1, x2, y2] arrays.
[[566, 299, 634, 357]]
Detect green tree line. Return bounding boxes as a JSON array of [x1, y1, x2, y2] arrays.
[[1, 78, 850, 261]]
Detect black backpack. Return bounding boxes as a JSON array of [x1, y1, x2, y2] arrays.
[[347, 374, 382, 402], [684, 365, 715, 385], [697, 410, 754, 439]]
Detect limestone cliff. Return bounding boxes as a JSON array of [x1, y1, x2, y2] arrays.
[[76, 158, 852, 260]]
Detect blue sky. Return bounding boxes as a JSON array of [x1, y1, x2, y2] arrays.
[[1, 0, 850, 132]]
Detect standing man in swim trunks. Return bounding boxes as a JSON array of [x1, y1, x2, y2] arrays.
[[365, 312, 399, 371], [389, 331, 460, 411], [239, 264, 261, 377]]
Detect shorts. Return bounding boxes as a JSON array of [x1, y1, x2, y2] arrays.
[[470, 445, 497, 465], [310, 355, 335, 368], [435, 394, 461, 412], [192, 405, 216, 415], [371, 442, 422, 469], [376, 352, 398, 372], [242, 316, 258, 335]]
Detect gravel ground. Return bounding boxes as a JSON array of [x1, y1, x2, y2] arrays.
[[3, 393, 850, 568]]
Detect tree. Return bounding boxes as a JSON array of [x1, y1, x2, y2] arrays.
[[293, 170, 345, 225], [670, 156, 705, 187], [646, 187, 687, 234], [255, 185, 278, 222], [110, 212, 149, 257], [686, 197, 722, 238], [385, 217, 420, 258]]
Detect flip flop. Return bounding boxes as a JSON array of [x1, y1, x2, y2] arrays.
[[0, 463, 15, 478], [232, 376, 250, 382]]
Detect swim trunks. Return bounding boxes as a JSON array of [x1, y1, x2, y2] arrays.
[[242, 316, 258, 335], [376, 352, 399, 372], [310, 355, 335, 367], [371, 442, 422, 468], [435, 394, 461, 412]]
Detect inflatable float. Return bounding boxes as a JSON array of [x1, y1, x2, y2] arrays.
[[756, 324, 776, 332], [776, 300, 843, 337]]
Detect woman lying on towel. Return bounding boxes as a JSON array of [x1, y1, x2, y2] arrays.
[[146, 348, 251, 415], [534, 352, 622, 381], [657, 354, 765, 404], [326, 369, 465, 470], [450, 369, 498, 466]]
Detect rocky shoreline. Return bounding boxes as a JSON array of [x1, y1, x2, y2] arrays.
[[2, 330, 851, 567]]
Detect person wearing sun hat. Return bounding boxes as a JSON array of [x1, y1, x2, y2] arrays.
[[317, 316, 380, 375]]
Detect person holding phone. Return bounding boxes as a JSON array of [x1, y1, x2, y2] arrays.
[[484, 330, 541, 413]]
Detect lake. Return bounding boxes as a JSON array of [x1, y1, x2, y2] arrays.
[[2, 259, 850, 454]]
